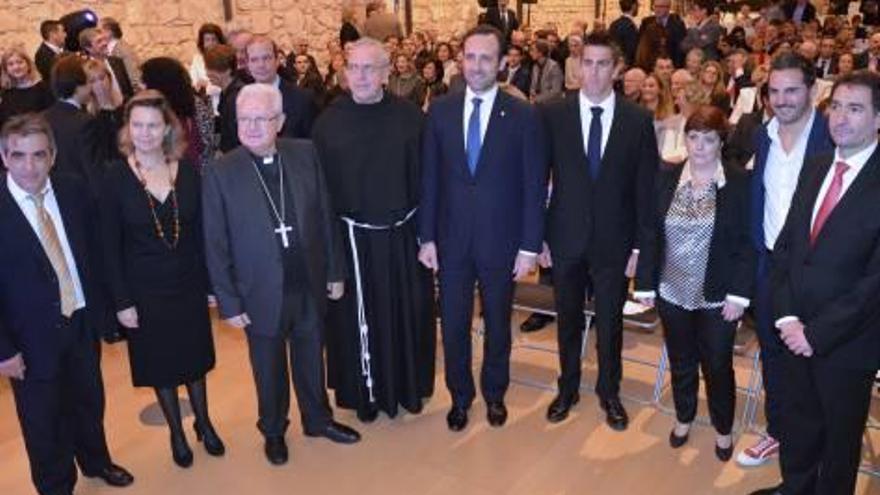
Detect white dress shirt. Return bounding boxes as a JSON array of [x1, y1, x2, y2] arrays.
[[578, 90, 615, 160], [7, 176, 86, 310], [462, 84, 499, 148], [762, 109, 816, 250]]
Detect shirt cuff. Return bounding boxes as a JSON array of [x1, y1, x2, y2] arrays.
[[775, 316, 800, 328], [631, 249, 640, 255], [518, 250, 537, 257], [725, 295, 750, 308], [632, 290, 656, 300]]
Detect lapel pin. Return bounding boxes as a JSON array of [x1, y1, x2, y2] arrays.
[[500, 110, 506, 117]]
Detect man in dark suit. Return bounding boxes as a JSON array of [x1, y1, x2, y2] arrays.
[[499, 44, 531, 96], [484, 0, 519, 46], [782, 0, 817, 24], [608, 0, 640, 68], [77, 27, 134, 100], [539, 31, 658, 430], [814, 35, 838, 79], [639, 0, 688, 67], [419, 25, 546, 432], [680, 0, 723, 61], [203, 83, 360, 466], [219, 35, 317, 153], [722, 83, 771, 170], [34, 19, 66, 83], [0, 114, 133, 495], [750, 70, 880, 495], [739, 53, 834, 470]]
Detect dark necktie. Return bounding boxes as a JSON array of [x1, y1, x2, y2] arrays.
[[587, 106, 603, 179], [466, 97, 483, 175]]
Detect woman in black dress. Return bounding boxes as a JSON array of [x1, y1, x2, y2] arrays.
[[0, 47, 54, 126], [101, 90, 223, 468]]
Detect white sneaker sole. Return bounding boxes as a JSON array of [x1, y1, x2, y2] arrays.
[[735, 450, 776, 467]]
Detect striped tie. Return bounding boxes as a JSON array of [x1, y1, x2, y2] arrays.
[[29, 191, 77, 317]]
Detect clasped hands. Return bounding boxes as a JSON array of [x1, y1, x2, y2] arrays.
[[417, 241, 538, 280]]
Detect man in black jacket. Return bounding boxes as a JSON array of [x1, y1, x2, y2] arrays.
[[34, 20, 66, 83], [608, 0, 640, 68]]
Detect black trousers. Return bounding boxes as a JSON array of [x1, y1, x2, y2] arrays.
[[657, 298, 737, 435], [11, 310, 112, 495], [245, 289, 332, 439], [553, 255, 627, 399], [439, 263, 513, 408], [754, 250, 786, 439], [779, 353, 874, 495]]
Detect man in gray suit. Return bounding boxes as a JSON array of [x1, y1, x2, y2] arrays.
[[202, 83, 360, 467], [680, 0, 722, 61], [529, 40, 564, 103]]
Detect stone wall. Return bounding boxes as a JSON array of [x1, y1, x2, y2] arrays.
[[0, 0, 621, 68]]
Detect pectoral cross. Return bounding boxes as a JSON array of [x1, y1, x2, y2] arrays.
[[275, 221, 293, 249]]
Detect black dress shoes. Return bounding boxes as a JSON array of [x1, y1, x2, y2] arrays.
[[748, 484, 783, 495], [600, 397, 629, 431], [486, 401, 508, 427], [357, 406, 379, 424], [170, 433, 193, 468], [669, 428, 689, 448], [715, 442, 734, 462], [520, 313, 554, 333], [83, 463, 135, 487], [446, 406, 468, 432], [546, 392, 580, 423], [194, 421, 225, 456], [264, 436, 288, 465], [305, 421, 361, 444]]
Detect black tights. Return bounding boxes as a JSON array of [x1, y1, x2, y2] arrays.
[[153, 377, 213, 437]]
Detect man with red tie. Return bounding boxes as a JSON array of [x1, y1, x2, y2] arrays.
[[751, 70, 880, 495]]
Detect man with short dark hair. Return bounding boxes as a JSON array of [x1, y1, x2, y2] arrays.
[[77, 27, 134, 100], [609, 0, 640, 67], [681, 0, 722, 61], [542, 32, 658, 431], [499, 44, 531, 96], [0, 113, 133, 495], [639, 0, 688, 67], [98, 17, 141, 90], [750, 69, 880, 495], [35, 20, 65, 83]]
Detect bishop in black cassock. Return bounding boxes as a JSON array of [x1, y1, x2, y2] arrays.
[[312, 39, 435, 422]]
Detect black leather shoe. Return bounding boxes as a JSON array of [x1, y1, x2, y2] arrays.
[[305, 421, 361, 444], [748, 484, 783, 495], [715, 442, 734, 462], [264, 436, 288, 465], [83, 463, 134, 487], [486, 401, 508, 427], [600, 397, 629, 431], [357, 406, 379, 423], [546, 392, 580, 423], [194, 421, 225, 457], [446, 406, 468, 432], [520, 313, 554, 333], [102, 329, 126, 344], [170, 433, 193, 468], [669, 428, 689, 448]]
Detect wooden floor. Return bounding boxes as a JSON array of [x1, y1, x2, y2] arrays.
[[1, 310, 878, 495]]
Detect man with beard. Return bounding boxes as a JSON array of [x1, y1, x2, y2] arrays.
[[312, 38, 435, 423]]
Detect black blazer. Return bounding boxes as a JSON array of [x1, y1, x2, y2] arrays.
[[639, 163, 754, 301], [499, 64, 531, 96], [540, 92, 657, 286], [43, 101, 114, 197], [0, 174, 105, 379], [219, 78, 317, 153], [609, 15, 639, 67], [202, 138, 344, 338], [34, 42, 59, 83], [722, 111, 765, 171], [484, 7, 519, 42], [339, 21, 360, 47], [107, 55, 135, 100], [639, 14, 688, 67], [772, 149, 880, 370]]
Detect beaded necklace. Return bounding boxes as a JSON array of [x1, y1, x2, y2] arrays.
[[131, 157, 180, 249]]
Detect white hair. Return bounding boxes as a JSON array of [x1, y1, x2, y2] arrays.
[[236, 83, 283, 115]]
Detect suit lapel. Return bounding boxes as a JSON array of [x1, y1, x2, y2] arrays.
[[52, 181, 88, 280], [566, 94, 590, 180], [474, 92, 508, 179], [599, 99, 626, 179], [453, 94, 469, 178], [812, 149, 880, 248], [0, 178, 54, 272], [279, 145, 308, 243], [234, 148, 277, 240]]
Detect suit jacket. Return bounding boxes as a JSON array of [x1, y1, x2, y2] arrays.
[[639, 163, 754, 300], [202, 138, 343, 337], [419, 89, 547, 269], [750, 111, 834, 252], [484, 7, 519, 43], [783, 1, 817, 23], [109, 39, 141, 89], [722, 110, 766, 170], [639, 14, 688, 67], [107, 55, 135, 100], [681, 18, 722, 61], [220, 78, 317, 153], [34, 42, 60, 83], [0, 174, 105, 379], [530, 59, 564, 103], [500, 64, 531, 97], [815, 56, 838, 79], [771, 149, 880, 370], [43, 101, 112, 197], [609, 15, 639, 67], [540, 92, 657, 287]]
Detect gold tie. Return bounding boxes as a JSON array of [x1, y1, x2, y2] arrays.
[[29, 191, 77, 317]]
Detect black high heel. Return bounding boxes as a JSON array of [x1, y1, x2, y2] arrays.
[[194, 421, 225, 456], [171, 432, 193, 468]]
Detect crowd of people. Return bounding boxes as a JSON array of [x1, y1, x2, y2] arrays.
[[0, 1, 879, 495]]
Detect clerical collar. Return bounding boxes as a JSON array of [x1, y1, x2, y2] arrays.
[[248, 149, 277, 165]]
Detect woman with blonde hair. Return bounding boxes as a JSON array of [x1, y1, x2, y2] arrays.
[[640, 73, 676, 120], [0, 46, 54, 126], [699, 60, 731, 113], [101, 90, 223, 469], [83, 58, 124, 115]]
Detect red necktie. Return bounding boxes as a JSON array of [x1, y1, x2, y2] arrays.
[[810, 161, 850, 246]]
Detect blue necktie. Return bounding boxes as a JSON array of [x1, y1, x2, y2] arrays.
[[466, 97, 483, 175], [587, 106, 603, 179]]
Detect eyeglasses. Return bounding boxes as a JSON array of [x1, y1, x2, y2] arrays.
[[236, 115, 281, 127]]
